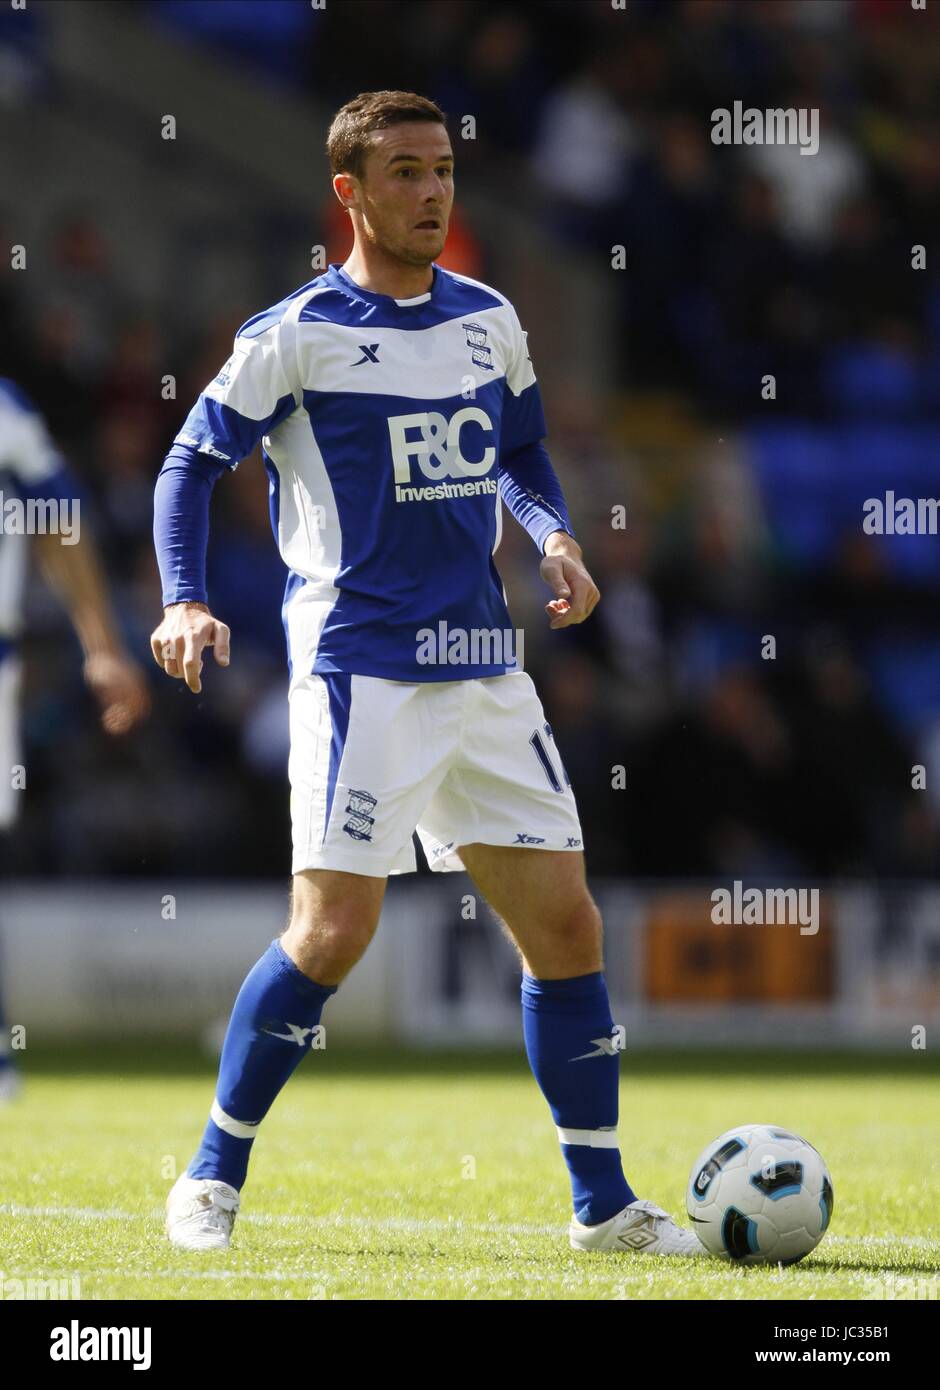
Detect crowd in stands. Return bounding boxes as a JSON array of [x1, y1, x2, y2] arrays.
[[2, 0, 938, 879]]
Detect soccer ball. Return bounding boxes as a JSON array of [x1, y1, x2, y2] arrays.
[[686, 1123, 833, 1265]]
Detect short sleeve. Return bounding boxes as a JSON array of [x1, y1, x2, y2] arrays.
[[500, 304, 548, 456], [173, 318, 298, 470]]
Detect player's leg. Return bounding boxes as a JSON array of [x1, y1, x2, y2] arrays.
[[166, 866, 385, 1250], [457, 842, 636, 1221], [414, 673, 633, 1222], [167, 672, 459, 1248], [184, 869, 386, 1194], [280, 866, 386, 982], [416, 673, 702, 1254], [458, 841, 702, 1255], [455, 841, 600, 977]]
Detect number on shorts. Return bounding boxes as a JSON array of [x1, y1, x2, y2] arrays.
[[529, 722, 570, 793]]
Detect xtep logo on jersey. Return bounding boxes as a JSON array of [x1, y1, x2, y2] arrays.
[[388, 407, 498, 503], [352, 344, 381, 365]]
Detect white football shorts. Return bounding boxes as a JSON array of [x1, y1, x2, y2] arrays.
[[0, 656, 22, 833], [289, 669, 584, 877]]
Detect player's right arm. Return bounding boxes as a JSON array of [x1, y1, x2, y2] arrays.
[[151, 314, 298, 693]]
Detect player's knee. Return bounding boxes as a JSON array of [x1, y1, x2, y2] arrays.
[[281, 912, 374, 982], [286, 900, 376, 952], [570, 894, 603, 957], [284, 870, 383, 977], [546, 892, 603, 970]]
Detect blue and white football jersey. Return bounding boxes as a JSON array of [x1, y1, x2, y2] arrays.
[[170, 262, 571, 683], [0, 380, 70, 653]]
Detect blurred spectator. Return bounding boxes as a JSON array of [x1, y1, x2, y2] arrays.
[[530, 46, 637, 251], [6, 0, 940, 883]]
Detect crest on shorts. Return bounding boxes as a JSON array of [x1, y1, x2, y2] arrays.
[[343, 789, 377, 841]]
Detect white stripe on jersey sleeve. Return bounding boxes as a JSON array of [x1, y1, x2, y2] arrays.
[[175, 286, 338, 466], [502, 301, 538, 398], [201, 322, 294, 425]]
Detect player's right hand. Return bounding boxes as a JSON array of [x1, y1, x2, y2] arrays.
[[150, 601, 230, 695]]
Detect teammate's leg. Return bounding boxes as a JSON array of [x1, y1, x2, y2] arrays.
[[185, 868, 385, 1192], [457, 843, 636, 1226], [0, 659, 21, 1099], [0, 830, 16, 1099]]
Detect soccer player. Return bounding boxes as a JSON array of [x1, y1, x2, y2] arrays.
[[153, 91, 703, 1258], [0, 378, 150, 1100]]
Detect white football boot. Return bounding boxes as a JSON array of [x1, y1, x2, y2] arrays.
[[165, 1173, 240, 1251], [570, 1197, 707, 1257]]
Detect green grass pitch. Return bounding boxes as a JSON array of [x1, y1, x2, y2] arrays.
[[1, 1045, 937, 1300]]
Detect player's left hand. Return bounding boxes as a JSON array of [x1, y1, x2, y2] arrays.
[[539, 533, 601, 629], [83, 651, 151, 736]]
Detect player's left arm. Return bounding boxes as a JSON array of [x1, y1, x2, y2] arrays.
[[539, 529, 601, 630], [497, 304, 600, 629], [498, 442, 600, 629]]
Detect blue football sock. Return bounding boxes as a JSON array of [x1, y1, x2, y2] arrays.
[[521, 970, 636, 1226], [188, 939, 336, 1191]]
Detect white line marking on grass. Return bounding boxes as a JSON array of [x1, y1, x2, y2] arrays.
[[241, 1211, 564, 1236], [96, 1269, 331, 1283], [826, 1236, 938, 1250], [0, 1202, 133, 1221], [0, 1202, 559, 1236], [1, 1204, 937, 1251]]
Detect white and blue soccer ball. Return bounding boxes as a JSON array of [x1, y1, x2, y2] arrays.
[[686, 1124, 833, 1265]]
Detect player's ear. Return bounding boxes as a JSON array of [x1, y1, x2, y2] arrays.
[[332, 172, 357, 210]]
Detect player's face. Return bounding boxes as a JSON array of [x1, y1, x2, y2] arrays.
[[354, 123, 454, 267]]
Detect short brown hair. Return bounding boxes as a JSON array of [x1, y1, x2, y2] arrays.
[[326, 91, 448, 182]]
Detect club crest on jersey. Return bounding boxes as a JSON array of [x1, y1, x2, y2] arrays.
[[461, 321, 494, 371]]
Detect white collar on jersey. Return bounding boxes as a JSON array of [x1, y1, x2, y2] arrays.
[[333, 262, 438, 307]]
